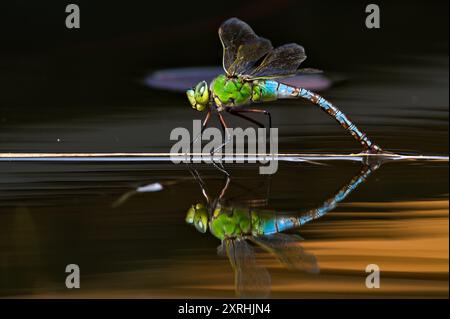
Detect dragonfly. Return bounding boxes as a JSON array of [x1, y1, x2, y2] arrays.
[[186, 17, 382, 153], [185, 162, 379, 297]]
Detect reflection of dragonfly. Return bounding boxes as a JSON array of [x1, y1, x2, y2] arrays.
[[184, 18, 382, 153], [185, 163, 378, 297]]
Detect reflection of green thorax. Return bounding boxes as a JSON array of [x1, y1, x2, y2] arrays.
[[209, 205, 273, 240], [210, 74, 277, 109]]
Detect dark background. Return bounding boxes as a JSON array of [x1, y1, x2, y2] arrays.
[[0, 0, 447, 121], [0, 0, 448, 298]]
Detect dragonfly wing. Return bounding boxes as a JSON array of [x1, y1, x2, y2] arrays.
[[296, 68, 323, 74], [250, 233, 320, 274], [278, 73, 332, 91], [219, 18, 273, 76], [144, 66, 223, 92], [217, 242, 227, 258], [225, 238, 271, 298], [144, 67, 332, 92], [247, 43, 307, 79]]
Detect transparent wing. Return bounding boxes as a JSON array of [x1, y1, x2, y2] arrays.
[[217, 242, 227, 258], [144, 67, 222, 92], [144, 67, 332, 92], [250, 233, 319, 274], [219, 18, 273, 76], [279, 73, 331, 91], [247, 43, 307, 79], [224, 238, 271, 298]]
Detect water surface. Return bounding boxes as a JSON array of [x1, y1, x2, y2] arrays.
[[0, 56, 448, 298]]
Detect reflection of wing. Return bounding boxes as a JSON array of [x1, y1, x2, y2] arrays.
[[247, 43, 307, 79], [219, 18, 273, 76], [224, 238, 271, 298], [217, 242, 227, 258], [144, 67, 332, 92], [250, 233, 319, 274]]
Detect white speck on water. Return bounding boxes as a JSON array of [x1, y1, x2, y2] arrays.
[[136, 183, 164, 193]]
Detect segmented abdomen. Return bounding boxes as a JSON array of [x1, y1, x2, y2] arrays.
[[255, 213, 301, 235], [265, 80, 377, 150], [251, 211, 307, 236]]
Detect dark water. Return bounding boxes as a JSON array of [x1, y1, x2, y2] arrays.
[[0, 0, 448, 298]]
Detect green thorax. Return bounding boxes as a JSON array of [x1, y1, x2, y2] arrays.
[[209, 204, 273, 240], [210, 74, 277, 109]]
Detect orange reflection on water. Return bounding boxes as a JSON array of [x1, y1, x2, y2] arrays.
[[17, 199, 449, 298], [173, 199, 449, 298]]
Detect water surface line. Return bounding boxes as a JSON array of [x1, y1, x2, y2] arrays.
[[0, 152, 447, 163]]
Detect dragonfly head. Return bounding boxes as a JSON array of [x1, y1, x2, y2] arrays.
[[186, 81, 209, 112], [185, 203, 209, 233]]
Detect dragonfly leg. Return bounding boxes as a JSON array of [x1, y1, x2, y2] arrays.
[[209, 113, 232, 176], [229, 108, 272, 129], [216, 113, 233, 152], [185, 110, 211, 163], [218, 175, 231, 201], [212, 118, 228, 175], [210, 174, 232, 212], [228, 108, 273, 152], [190, 110, 211, 150], [211, 160, 229, 176], [217, 114, 228, 169], [227, 109, 265, 128], [189, 168, 211, 204], [225, 175, 272, 208]]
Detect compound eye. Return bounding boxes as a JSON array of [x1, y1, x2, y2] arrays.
[[194, 219, 207, 233], [185, 205, 196, 224], [195, 103, 207, 112], [195, 81, 209, 104], [186, 89, 196, 107], [193, 204, 208, 233]]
